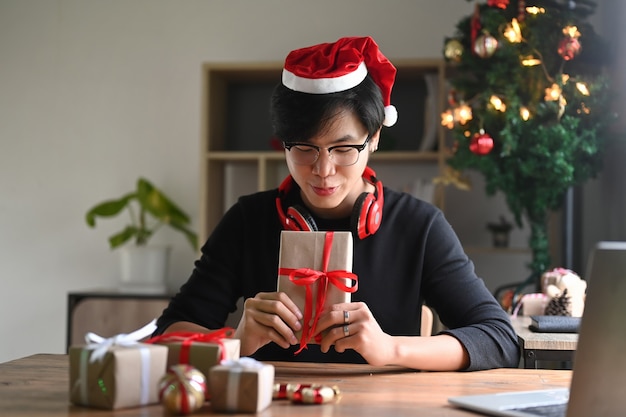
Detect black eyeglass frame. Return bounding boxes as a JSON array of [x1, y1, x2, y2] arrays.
[[282, 135, 371, 166]]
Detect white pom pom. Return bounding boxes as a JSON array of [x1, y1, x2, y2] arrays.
[[383, 105, 397, 127]]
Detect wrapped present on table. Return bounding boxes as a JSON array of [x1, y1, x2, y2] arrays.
[[209, 357, 275, 413], [69, 319, 168, 410], [277, 231, 358, 353], [146, 328, 240, 384]]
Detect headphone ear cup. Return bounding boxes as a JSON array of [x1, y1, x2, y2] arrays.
[[286, 205, 318, 232], [351, 192, 382, 240]]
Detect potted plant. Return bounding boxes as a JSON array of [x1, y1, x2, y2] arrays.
[[85, 177, 198, 292]]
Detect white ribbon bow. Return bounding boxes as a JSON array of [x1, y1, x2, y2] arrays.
[[221, 357, 266, 411], [84, 319, 157, 363], [220, 357, 265, 369]]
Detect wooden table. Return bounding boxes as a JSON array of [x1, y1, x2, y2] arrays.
[[0, 354, 572, 416], [511, 316, 579, 369]]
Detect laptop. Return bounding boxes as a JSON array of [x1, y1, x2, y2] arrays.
[[449, 241, 626, 417]]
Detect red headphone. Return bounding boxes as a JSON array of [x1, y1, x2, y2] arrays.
[[275, 166, 384, 240]]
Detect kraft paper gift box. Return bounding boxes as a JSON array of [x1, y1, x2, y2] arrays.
[[277, 231, 357, 351], [209, 358, 275, 413], [147, 329, 240, 381], [69, 321, 168, 410]]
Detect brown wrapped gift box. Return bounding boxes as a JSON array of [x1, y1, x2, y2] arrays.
[[209, 359, 275, 413], [160, 338, 240, 378], [69, 343, 168, 409], [277, 231, 356, 344]]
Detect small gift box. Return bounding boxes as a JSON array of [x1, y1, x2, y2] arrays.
[[146, 328, 240, 382], [209, 358, 275, 413], [69, 320, 168, 410], [276, 231, 357, 353]]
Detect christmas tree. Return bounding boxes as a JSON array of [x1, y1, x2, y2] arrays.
[[442, 0, 616, 287]]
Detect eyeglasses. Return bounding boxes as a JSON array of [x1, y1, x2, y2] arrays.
[[283, 136, 370, 167]]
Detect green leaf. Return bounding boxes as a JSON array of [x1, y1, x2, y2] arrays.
[[85, 194, 135, 227], [86, 177, 196, 251], [108, 226, 138, 249], [136, 178, 191, 225]]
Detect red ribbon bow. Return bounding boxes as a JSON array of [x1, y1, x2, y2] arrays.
[[146, 327, 235, 364], [278, 232, 358, 354]]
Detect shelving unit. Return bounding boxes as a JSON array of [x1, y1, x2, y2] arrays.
[[198, 59, 532, 293]]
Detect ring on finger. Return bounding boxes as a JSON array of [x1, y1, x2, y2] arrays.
[[343, 325, 350, 337], [343, 310, 350, 325]]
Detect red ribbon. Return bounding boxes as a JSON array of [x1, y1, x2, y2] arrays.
[[470, 3, 481, 55], [278, 232, 358, 354], [146, 327, 235, 364]]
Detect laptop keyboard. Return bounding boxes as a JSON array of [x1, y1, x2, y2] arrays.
[[513, 403, 568, 417]]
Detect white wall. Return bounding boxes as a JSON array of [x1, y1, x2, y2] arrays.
[[0, 0, 621, 363], [0, 0, 477, 363]]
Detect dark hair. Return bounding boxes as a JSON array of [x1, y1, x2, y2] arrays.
[[270, 75, 384, 143]]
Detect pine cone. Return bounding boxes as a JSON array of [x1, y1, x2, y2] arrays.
[[545, 288, 571, 316]]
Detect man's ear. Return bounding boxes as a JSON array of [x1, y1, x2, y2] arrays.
[[369, 128, 382, 152]]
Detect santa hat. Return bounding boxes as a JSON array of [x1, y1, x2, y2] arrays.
[[282, 36, 398, 127]]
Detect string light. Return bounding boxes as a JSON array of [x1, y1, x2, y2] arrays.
[[490, 95, 506, 112], [576, 82, 590, 96], [521, 56, 541, 66], [526, 6, 545, 14], [578, 103, 591, 115], [544, 84, 562, 101], [503, 18, 522, 43], [441, 110, 454, 129], [454, 103, 473, 125], [558, 95, 567, 119], [520, 107, 531, 121], [563, 25, 581, 38]]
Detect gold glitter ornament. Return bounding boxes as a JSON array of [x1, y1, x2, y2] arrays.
[[158, 364, 206, 415], [444, 39, 464, 62]]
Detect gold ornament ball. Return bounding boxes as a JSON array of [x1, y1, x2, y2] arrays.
[[473, 34, 498, 58], [444, 39, 464, 62], [158, 364, 207, 415]]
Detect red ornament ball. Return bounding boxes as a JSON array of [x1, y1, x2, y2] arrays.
[[473, 34, 498, 58], [469, 132, 494, 155], [558, 37, 581, 61], [487, 0, 509, 9], [159, 365, 206, 415]]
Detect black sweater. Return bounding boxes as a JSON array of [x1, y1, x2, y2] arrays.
[[156, 186, 520, 370]]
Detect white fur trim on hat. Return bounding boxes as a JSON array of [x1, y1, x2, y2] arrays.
[[282, 61, 368, 94], [384, 105, 397, 127]]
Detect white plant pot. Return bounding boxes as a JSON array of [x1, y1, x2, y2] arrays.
[[119, 245, 170, 293]]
